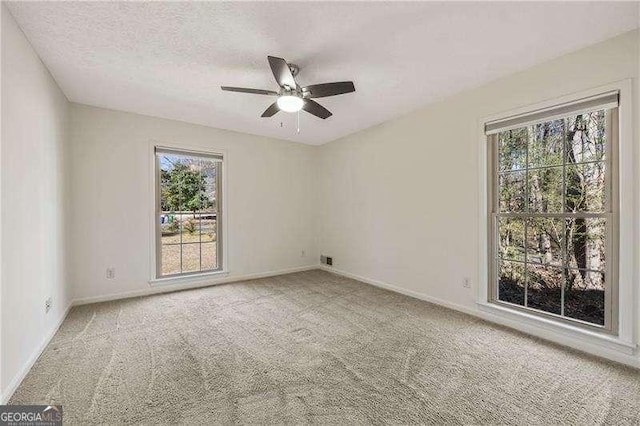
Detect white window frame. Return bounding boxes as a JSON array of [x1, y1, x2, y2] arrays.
[[149, 142, 228, 284], [488, 106, 617, 333], [477, 80, 636, 355]]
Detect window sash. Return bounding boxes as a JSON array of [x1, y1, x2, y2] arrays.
[[487, 107, 618, 334], [485, 91, 618, 135], [155, 148, 223, 278], [155, 146, 223, 161]]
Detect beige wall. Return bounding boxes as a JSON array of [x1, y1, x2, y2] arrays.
[[68, 104, 318, 301], [316, 30, 639, 365], [1, 5, 70, 398]]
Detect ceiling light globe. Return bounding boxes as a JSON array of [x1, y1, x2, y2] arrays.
[[277, 95, 303, 113]]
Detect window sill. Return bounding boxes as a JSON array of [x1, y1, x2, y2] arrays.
[[477, 301, 637, 354], [150, 270, 229, 287]]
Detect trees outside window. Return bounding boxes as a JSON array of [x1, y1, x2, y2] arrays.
[[155, 148, 222, 277], [490, 106, 616, 330]]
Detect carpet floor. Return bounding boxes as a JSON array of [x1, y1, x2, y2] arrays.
[[9, 270, 640, 424]]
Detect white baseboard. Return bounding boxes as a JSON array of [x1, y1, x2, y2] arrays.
[[319, 265, 479, 316], [1, 301, 73, 404], [72, 265, 318, 306], [319, 265, 639, 369]]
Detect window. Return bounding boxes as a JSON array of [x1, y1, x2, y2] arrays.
[[486, 92, 618, 332], [155, 147, 223, 278]]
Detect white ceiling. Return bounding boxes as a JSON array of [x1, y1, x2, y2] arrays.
[[6, 2, 639, 145]]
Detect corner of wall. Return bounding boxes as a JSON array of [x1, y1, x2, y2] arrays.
[[0, 4, 73, 402]]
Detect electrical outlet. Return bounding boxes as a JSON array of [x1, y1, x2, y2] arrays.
[[463, 278, 471, 288], [45, 297, 52, 314], [106, 267, 115, 279], [326, 256, 333, 266]]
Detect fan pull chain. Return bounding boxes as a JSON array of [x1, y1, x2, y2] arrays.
[[297, 110, 300, 133]]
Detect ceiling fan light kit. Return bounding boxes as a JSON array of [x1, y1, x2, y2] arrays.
[[277, 95, 303, 112], [221, 56, 355, 120]]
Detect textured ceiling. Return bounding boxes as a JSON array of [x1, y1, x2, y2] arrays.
[[6, 2, 639, 145]]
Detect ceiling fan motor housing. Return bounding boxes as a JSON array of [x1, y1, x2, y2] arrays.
[[280, 86, 304, 98]]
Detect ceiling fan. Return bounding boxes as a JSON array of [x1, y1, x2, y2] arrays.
[[221, 56, 355, 119]]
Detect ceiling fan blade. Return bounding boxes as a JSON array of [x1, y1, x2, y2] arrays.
[[303, 81, 355, 98], [302, 99, 332, 119], [261, 102, 280, 117], [267, 56, 297, 89], [221, 86, 278, 96]]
